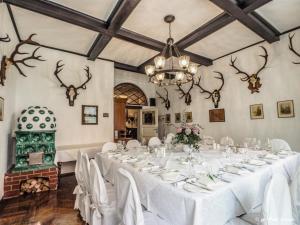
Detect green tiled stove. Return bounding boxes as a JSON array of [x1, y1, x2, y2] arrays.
[[14, 106, 57, 172]]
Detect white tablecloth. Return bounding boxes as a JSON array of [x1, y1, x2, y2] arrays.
[[97, 150, 300, 225]]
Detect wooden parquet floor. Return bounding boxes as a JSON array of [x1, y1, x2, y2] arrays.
[[0, 175, 84, 225]]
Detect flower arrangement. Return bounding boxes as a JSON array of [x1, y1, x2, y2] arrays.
[[173, 123, 202, 149]]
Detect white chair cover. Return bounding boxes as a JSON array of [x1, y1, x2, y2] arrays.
[[270, 139, 291, 153], [224, 218, 251, 225], [290, 167, 300, 225], [165, 133, 175, 144], [102, 142, 117, 153], [73, 151, 85, 218], [90, 159, 119, 225], [148, 137, 161, 147], [202, 135, 215, 145], [220, 136, 234, 146], [126, 140, 141, 149], [81, 153, 92, 224]]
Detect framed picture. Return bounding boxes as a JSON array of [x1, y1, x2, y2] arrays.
[[0, 97, 3, 121], [185, 112, 193, 123], [175, 113, 181, 123], [82, 105, 98, 125], [209, 109, 225, 122], [250, 104, 264, 120], [142, 110, 156, 125], [165, 114, 171, 123], [277, 100, 295, 118]]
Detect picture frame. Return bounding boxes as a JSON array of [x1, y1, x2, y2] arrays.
[[0, 97, 3, 121], [185, 112, 193, 123], [82, 105, 98, 125], [250, 104, 264, 120], [277, 100, 295, 118], [209, 108, 225, 122], [175, 113, 181, 123], [165, 114, 171, 123]]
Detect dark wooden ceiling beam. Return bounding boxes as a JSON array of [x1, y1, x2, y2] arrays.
[[87, 0, 141, 60], [114, 62, 141, 73], [210, 0, 279, 43]]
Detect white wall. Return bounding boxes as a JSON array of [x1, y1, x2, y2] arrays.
[[157, 30, 300, 150]]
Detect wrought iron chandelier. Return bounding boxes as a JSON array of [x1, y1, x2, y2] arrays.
[[145, 15, 198, 86]]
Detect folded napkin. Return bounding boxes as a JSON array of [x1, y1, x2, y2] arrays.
[[223, 165, 249, 175], [183, 183, 211, 193], [160, 172, 183, 182], [107, 153, 121, 158], [278, 150, 290, 156], [140, 165, 160, 172], [246, 159, 266, 166], [264, 154, 279, 160], [195, 175, 224, 189], [133, 160, 148, 168], [233, 163, 256, 172]]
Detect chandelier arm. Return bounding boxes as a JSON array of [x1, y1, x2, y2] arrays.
[[173, 44, 182, 57]]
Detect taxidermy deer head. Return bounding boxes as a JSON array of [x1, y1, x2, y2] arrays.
[[156, 88, 170, 110], [53, 60, 92, 106], [176, 78, 194, 105], [195, 71, 224, 108], [288, 33, 300, 64], [0, 34, 45, 86], [229, 46, 268, 94], [0, 34, 10, 42]]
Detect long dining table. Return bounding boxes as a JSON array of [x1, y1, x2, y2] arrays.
[[96, 147, 300, 225]]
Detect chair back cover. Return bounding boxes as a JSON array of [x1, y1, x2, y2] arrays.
[[102, 142, 117, 153], [165, 133, 175, 144], [116, 168, 144, 225], [148, 137, 161, 147], [220, 136, 234, 146], [81, 153, 91, 193], [290, 167, 300, 225], [261, 172, 294, 225], [270, 139, 291, 153], [126, 140, 141, 149], [90, 159, 109, 206], [75, 151, 84, 185]]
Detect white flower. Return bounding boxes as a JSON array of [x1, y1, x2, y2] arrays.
[[185, 128, 191, 135]]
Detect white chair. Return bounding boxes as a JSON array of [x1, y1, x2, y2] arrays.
[[164, 133, 175, 144], [89, 159, 119, 225], [270, 139, 291, 153], [116, 168, 170, 225], [102, 142, 117, 153], [81, 152, 92, 224], [73, 151, 86, 220], [220, 136, 234, 146], [224, 218, 251, 225], [126, 139, 141, 149], [290, 167, 300, 225], [148, 137, 161, 148], [202, 135, 215, 145], [241, 172, 294, 225]]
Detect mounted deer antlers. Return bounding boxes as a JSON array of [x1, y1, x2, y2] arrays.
[[156, 88, 170, 110], [0, 34, 45, 86], [176, 78, 194, 105], [229, 46, 268, 94], [53, 60, 92, 106], [288, 33, 300, 64], [0, 34, 10, 42], [195, 72, 224, 108]]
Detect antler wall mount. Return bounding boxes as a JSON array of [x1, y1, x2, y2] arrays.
[[53, 60, 92, 106], [195, 72, 224, 108], [156, 88, 171, 110], [288, 33, 300, 64], [176, 78, 194, 105], [0, 34, 45, 86], [0, 34, 11, 42], [229, 46, 268, 94]]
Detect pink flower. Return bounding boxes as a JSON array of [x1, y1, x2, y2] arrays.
[[176, 127, 182, 133], [192, 128, 199, 134]]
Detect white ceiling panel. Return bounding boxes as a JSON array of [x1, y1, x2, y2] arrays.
[[99, 38, 158, 66], [186, 21, 263, 59], [12, 6, 98, 54], [49, 0, 118, 21], [122, 0, 223, 43], [256, 0, 300, 32]]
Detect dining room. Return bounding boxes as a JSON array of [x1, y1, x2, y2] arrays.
[[0, 0, 300, 225]]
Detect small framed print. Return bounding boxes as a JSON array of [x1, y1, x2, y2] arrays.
[[103, 113, 109, 118], [185, 112, 193, 123], [250, 104, 264, 120], [209, 109, 225, 122], [165, 114, 171, 123], [82, 105, 98, 125], [277, 100, 295, 118], [0, 97, 3, 121], [175, 113, 181, 123]]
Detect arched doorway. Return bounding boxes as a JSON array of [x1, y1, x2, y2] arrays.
[[114, 83, 148, 141]]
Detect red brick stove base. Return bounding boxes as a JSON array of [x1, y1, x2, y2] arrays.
[[4, 166, 59, 199]]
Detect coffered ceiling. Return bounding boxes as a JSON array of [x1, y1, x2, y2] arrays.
[[2, 0, 300, 74]]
